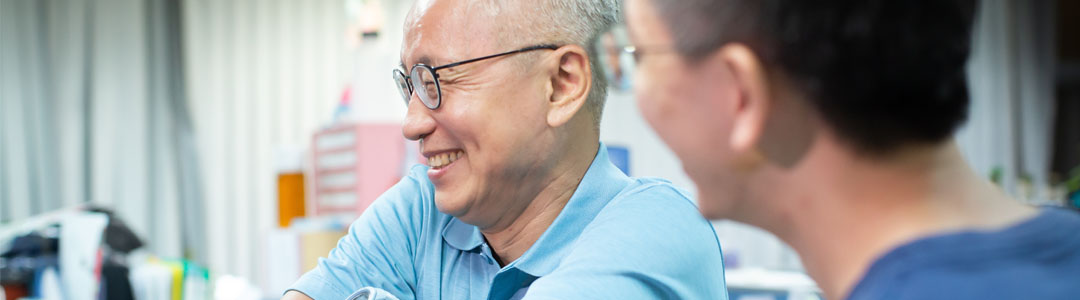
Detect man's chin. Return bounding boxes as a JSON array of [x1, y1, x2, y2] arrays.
[[433, 191, 469, 217]]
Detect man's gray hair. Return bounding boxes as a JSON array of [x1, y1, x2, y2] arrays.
[[497, 0, 621, 130]]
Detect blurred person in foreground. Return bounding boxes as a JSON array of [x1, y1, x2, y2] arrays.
[[610, 0, 1080, 299], [282, 0, 728, 299]]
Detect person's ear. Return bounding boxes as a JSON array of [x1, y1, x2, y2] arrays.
[[544, 45, 591, 128], [714, 43, 771, 155]]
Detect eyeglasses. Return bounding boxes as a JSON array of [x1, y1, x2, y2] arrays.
[[393, 44, 560, 110], [593, 26, 676, 91]]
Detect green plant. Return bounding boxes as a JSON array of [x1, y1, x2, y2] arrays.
[[1067, 165, 1080, 194]]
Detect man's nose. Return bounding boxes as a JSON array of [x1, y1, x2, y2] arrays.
[[402, 94, 436, 141]]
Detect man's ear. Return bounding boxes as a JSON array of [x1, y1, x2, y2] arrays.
[[715, 43, 771, 154], [545, 45, 591, 128]]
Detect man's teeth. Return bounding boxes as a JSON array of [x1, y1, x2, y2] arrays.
[[428, 150, 465, 169]]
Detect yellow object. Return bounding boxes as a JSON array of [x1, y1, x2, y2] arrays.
[[152, 258, 185, 300], [300, 231, 347, 272], [277, 172, 306, 227]]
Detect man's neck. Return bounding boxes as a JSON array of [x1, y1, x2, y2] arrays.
[[774, 141, 1037, 300], [480, 140, 599, 266]]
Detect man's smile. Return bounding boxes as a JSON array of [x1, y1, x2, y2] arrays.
[[427, 150, 465, 169]]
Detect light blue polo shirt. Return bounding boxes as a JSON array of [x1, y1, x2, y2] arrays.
[[288, 144, 728, 300]]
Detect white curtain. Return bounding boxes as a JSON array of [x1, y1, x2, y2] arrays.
[[959, 0, 1057, 197], [1, 0, 89, 226], [180, 0, 414, 283], [0, 0, 201, 260], [181, 0, 344, 282]]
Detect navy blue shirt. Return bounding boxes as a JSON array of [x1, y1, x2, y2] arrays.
[[847, 208, 1080, 300]]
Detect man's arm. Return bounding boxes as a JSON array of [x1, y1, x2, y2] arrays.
[[283, 166, 430, 300]]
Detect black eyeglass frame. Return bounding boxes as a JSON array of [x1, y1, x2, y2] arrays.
[[394, 44, 561, 110]]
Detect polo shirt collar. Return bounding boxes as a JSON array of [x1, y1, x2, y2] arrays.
[[443, 217, 484, 251]]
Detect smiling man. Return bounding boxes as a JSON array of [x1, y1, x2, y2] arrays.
[[281, 0, 727, 299]]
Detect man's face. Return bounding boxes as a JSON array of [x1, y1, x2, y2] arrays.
[[400, 0, 555, 228], [625, 0, 750, 219]]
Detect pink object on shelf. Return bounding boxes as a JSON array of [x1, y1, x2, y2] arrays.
[[311, 123, 407, 216]]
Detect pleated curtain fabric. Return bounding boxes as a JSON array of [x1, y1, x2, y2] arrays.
[[0, 0, 203, 263]]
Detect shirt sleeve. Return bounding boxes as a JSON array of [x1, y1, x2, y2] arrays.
[[522, 183, 729, 300], [287, 166, 430, 300]]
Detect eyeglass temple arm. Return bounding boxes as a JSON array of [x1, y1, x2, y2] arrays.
[[432, 44, 560, 71]]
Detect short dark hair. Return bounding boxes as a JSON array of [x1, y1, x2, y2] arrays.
[[652, 0, 977, 155]]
